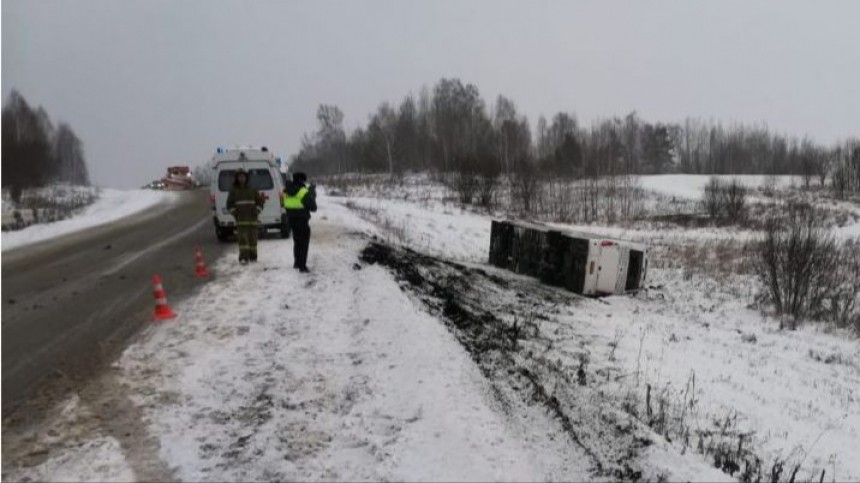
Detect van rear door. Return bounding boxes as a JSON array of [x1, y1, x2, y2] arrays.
[[215, 163, 279, 226], [244, 163, 281, 227]]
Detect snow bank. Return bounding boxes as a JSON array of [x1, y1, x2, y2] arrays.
[[1, 184, 98, 214], [340, 196, 491, 262], [1, 189, 176, 251]]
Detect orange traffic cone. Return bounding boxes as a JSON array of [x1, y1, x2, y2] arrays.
[[194, 245, 210, 278], [152, 275, 177, 320]]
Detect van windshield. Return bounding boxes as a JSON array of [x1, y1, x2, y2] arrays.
[[218, 169, 274, 192]]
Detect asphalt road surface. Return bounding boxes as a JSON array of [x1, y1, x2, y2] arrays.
[[2, 190, 231, 410]]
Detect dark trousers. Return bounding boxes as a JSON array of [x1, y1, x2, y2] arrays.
[[237, 224, 258, 261], [288, 217, 311, 268]]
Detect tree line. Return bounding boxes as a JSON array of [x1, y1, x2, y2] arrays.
[[291, 78, 860, 196], [2, 90, 91, 202]]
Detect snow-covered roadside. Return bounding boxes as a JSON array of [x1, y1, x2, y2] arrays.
[[4, 199, 593, 482], [10, 436, 135, 483], [340, 196, 492, 262], [335, 192, 860, 481], [121, 210, 582, 482], [335, 196, 754, 264], [4, 395, 136, 483], [570, 272, 860, 481], [1, 189, 176, 252]]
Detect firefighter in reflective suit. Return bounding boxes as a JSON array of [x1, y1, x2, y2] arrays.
[[226, 169, 263, 264]]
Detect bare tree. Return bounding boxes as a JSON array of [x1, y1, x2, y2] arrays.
[[754, 203, 838, 328], [2, 90, 91, 199], [831, 148, 851, 199], [814, 148, 830, 187], [799, 137, 817, 189], [54, 123, 90, 185], [493, 95, 518, 177], [535, 115, 549, 161], [369, 102, 398, 178]]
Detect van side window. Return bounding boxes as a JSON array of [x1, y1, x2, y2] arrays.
[[218, 169, 274, 192]]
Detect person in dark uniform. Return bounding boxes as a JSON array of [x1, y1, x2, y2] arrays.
[[283, 172, 317, 272], [226, 169, 263, 264]]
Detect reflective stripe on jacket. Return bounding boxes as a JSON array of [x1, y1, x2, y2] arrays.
[[227, 186, 262, 223], [283, 187, 308, 210]]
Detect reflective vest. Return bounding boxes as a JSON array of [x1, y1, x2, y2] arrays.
[[284, 187, 308, 210]]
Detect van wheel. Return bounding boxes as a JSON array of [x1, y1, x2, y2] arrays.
[[216, 227, 232, 243]]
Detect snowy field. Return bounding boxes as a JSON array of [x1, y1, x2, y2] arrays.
[[326, 176, 860, 481], [637, 174, 802, 200], [1, 189, 176, 251], [5, 175, 859, 482]]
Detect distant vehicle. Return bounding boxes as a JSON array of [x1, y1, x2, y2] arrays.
[[162, 166, 194, 190], [209, 146, 289, 242]]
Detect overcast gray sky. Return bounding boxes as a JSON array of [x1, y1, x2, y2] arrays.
[[4, 0, 859, 188]]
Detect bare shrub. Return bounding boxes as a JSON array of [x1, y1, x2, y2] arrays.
[[476, 175, 498, 208], [452, 172, 479, 205], [539, 179, 574, 222], [760, 174, 778, 198], [510, 160, 539, 214], [703, 177, 747, 222], [703, 177, 724, 218], [832, 161, 851, 200], [753, 203, 840, 329], [2, 185, 98, 231], [820, 239, 860, 332], [723, 180, 747, 221]]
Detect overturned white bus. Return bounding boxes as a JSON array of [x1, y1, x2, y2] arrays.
[[489, 220, 648, 296]]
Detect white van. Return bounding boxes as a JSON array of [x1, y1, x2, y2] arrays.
[[209, 146, 289, 242], [489, 220, 648, 296]]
